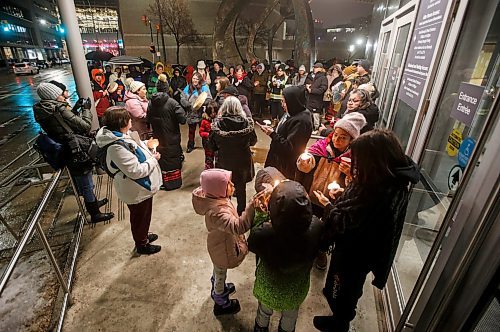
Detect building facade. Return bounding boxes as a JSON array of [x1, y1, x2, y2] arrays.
[[0, 0, 64, 68]]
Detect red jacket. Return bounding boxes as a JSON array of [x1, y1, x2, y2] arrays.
[[200, 118, 212, 139]]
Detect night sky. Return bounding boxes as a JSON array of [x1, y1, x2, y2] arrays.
[[309, 0, 374, 26]]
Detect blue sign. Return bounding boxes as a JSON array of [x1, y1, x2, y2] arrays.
[[458, 137, 476, 168]]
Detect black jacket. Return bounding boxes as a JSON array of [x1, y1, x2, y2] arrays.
[[306, 71, 328, 112], [265, 86, 313, 179], [147, 93, 186, 171], [170, 75, 187, 103], [33, 100, 93, 174], [209, 69, 226, 97], [208, 115, 257, 184], [322, 157, 420, 289], [234, 76, 253, 100], [248, 181, 323, 272]]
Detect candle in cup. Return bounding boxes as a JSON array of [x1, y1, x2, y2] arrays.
[[327, 181, 340, 190], [340, 157, 351, 165], [263, 120, 272, 126], [300, 150, 312, 161]]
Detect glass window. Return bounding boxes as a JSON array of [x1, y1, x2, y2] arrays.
[[393, 0, 500, 304]]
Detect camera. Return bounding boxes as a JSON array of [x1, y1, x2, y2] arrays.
[[82, 97, 92, 110]]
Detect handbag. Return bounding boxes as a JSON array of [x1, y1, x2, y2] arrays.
[[34, 132, 66, 170], [53, 111, 98, 165]]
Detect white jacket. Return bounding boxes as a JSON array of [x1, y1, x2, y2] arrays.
[[96, 127, 162, 205]]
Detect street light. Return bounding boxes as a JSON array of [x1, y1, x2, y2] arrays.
[[356, 38, 363, 45], [40, 19, 47, 25], [349, 44, 355, 53]]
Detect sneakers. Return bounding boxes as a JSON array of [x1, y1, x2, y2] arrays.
[[136, 243, 161, 255], [147, 233, 158, 243], [315, 251, 328, 270], [186, 142, 195, 153], [213, 298, 241, 316]]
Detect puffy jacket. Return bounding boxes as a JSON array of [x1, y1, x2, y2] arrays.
[[306, 71, 328, 112], [192, 187, 254, 268], [95, 127, 162, 205], [252, 71, 269, 95], [91, 69, 111, 118], [125, 90, 149, 136], [183, 84, 212, 124], [199, 117, 212, 139]]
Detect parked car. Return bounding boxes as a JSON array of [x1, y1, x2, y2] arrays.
[[13, 62, 40, 75], [36, 59, 49, 69]]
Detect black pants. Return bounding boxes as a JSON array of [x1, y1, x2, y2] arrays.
[[253, 94, 267, 116], [127, 197, 153, 247], [233, 180, 246, 216], [323, 250, 369, 332], [270, 101, 284, 120]]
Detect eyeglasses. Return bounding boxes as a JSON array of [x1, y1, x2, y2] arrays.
[[347, 98, 361, 103]]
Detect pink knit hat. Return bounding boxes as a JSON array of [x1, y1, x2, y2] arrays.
[[200, 169, 232, 198]]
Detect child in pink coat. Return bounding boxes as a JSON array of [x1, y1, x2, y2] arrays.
[[192, 168, 255, 316]]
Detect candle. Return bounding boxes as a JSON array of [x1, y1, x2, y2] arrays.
[[300, 150, 312, 161], [263, 120, 272, 126], [340, 157, 351, 165], [152, 143, 158, 154], [327, 181, 340, 190], [274, 180, 280, 187]]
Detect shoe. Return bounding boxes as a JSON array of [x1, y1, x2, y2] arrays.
[[210, 276, 235, 300], [313, 316, 335, 331], [315, 251, 328, 270], [96, 198, 108, 208], [254, 320, 269, 332], [136, 243, 161, 255], [84, 201, 114, 224], [147, 233, 158, 243], [213, 299, 240, 316], [278, 324, 294, 332], [186, 142, 195, 153]]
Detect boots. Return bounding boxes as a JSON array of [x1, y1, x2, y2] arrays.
[[212, 294, 240, 316], [97, 197, 108, 208], [210, 276, 235, 300], [254, 320, 269, 332], [186, 142, 195, 153], [84, 201, 114, 224]]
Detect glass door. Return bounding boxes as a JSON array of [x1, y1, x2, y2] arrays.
[[383, 0, 500, 329]]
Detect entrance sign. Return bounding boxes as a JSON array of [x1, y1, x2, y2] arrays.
[[450, 82, 484, 126], [398, 0, 450, 109], [458, 137, 476, 168]]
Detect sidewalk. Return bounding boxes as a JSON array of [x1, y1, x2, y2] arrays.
[[63, 128, 379, 331]]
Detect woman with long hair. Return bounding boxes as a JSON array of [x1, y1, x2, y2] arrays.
[[312, 129, 420, 331], [208, 96, 257, 215], [183, 71, 212, 153]]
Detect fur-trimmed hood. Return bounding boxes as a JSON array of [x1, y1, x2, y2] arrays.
[[211, 115, 254, 138]]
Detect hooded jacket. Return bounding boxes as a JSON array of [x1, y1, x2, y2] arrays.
[[248, 181, 323, 310], [125, 90, 149, 136], [208, 115, 257, 184], [265, 86, 313, 179], [252, 69, 269, 95], [192, 187, 255, 269], [147, 92, 186, 171], [322, 156, 420, 289], [95, 127, 162, 205], [91, 69, 111, 118]]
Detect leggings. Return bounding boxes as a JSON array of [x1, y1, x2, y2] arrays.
[[256, 301, 299, 332], [188, 122, 199, 145], [212, 265, 227, 295]]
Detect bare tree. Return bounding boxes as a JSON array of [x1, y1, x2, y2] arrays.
[[148, 0, 201, 63]]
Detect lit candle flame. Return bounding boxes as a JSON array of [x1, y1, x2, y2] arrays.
[[327, 181, 340, 190], [274, 180, 280, 187], [263, 120, 272, 126], [300, 151, 311, 160], [152, 142, 158, 154]]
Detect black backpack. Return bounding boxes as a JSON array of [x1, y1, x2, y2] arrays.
[[96, 139, 134, 178]]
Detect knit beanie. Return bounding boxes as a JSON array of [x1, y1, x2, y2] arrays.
[[334, 112, 367, 139], [200, 168, 232, 198], [48, 80, 67, 92], [37, 82, 63, 101], [129, 80, 145, 93], [298, 65, 306, 72]]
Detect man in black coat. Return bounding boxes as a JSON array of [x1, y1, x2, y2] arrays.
[[259, 85, 313, 180], [306, 62, 328, 132], [147, 83, 187, 190]]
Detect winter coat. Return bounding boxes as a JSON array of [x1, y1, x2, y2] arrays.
[[265, 86, 313, 179], [268, 74, 288, 101], [183, 84, 212, 124], [192, 188, 255, 269], [234, 76, 253, 100], [95, 127, 162, 205], [125, 90, 149, 136], [91, 71, 111, 118], [248, 181, 323, 310], [147, 92, 186, 171], [291, 73, 307, 86], [170, 75, 187, 103], [238, 95, 252, 118], [322, 157, 420, 289], [33, 100, 94, 175], [306, 71, 328, 112], [208, 115, 257, 184], [199, 116, 212, 139], [209, 69, 226, 97], [252, 71, 269, 95]]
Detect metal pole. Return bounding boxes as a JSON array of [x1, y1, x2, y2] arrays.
[[56, 0, 99, 131], [149, 20, 155, 63], [68, 170, 89, 224], [0, 170, 62, 296]]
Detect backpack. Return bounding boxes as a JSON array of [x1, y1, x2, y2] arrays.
[[34, 132, 66, 170], [96, 139, 134, 178]]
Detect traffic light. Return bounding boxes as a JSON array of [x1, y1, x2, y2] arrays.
[[155, 24, 160, 32], [150, 45, 156, 53], [141, 15, 148, 26]]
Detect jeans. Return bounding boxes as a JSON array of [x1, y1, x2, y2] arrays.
[[73, 173, 96, 203], [213, 265, 227, 294], [256, 301, 299, 332]]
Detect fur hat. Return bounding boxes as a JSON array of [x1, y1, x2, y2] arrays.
[[37, 82, 63, 100], [129, 80, 145, 93], [334, 112, 367, 139], [298, 65, 306, 72], [200, 168, 232, 198], [197, 60, 206, 69]]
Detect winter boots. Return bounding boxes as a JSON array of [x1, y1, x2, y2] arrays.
[[84, 200, 114, 224], [210, 277, 240, 316], [186, 141, 195, 153]]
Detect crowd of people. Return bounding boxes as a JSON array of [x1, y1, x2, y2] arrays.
[[33, 57, 420, 332]]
